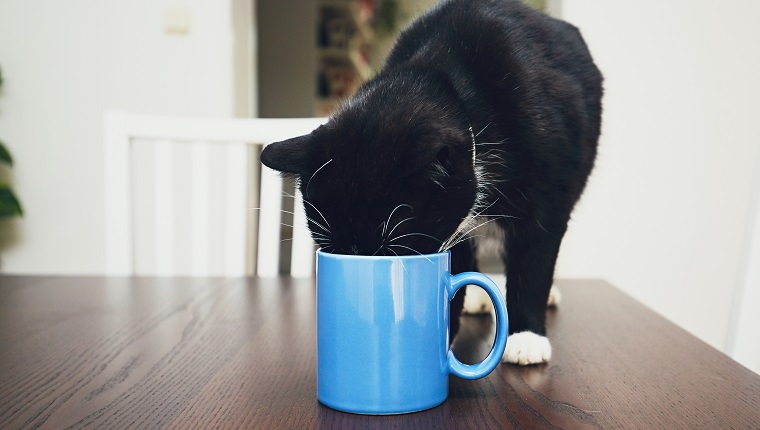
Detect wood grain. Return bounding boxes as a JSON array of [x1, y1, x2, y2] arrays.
[[0, 276, 758, 429]]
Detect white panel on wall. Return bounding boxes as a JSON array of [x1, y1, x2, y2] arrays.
[[727, 161, 760, 374]]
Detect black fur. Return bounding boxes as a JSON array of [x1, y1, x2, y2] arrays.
[[261, 0, 602, 343]]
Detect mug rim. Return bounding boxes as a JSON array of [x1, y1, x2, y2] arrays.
[[316, 248, 449, 261]]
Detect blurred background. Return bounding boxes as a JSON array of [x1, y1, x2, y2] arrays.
[[0, 0, 758, 373]]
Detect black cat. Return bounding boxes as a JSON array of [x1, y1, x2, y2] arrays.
[[261, 0, 602, 365]]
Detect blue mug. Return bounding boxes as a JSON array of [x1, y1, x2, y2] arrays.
[[316, 250, 509, 415]]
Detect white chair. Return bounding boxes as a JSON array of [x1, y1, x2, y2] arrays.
[[103, 111, 326, 277]]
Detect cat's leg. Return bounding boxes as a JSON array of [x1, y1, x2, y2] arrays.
[[502, 222, 566, 365], [463, 233, 506, 315], [449, 239, 478, 342], [463, 282, 499, 315], [464, 277, 559, 313]]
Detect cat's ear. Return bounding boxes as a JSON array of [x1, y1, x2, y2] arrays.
[[260, 134, 317, 175], [400, 142, 452, 178]]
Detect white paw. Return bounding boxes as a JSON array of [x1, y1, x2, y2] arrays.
[[547, 285, 561, 307], [463, 284, 493, 314], [502, 331, 552, 365], [462, 274, 505, 315]]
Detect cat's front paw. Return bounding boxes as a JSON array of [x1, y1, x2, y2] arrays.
[[547, 285, 561, 307], [462, 274, 506, 315], [502, 331, 552, 365], [463, 284, 493, 315]]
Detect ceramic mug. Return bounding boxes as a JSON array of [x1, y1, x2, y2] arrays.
[[316, 249, 508, 415]]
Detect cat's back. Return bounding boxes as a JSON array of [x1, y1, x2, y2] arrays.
[[386, 0, 599, 84], [384, 0, 602, 144]]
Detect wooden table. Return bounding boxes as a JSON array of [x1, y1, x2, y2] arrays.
[[0, 276, 758, 429]]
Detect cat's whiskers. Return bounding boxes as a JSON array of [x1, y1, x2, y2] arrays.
[[475, 137, 509, 146], [475, 122, 492, 137], [439, 199, 500, 251], [436, 134, 524, 251], [275, 209, 330, 233], [480, 149, 508, 163], [311, 229, 333, 248], [382, 204, 412, 238], [388, 244, 434, 263], [305, 159, 333, 196], [385, 216, 416, 240], [280, 191, 336, 247], [247, 205, 332, 230], [249, 201, 334, 248], [388, 232, 441, 244], [442, 216, 510, 250], [267, 209, 331, 237], [302, 198, 332, 231], [306, 218, 331, 236], [320, 244, 336, 253], [383, 246, 411, 275]]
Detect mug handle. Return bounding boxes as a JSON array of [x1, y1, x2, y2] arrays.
[[446, 272, 509, 379]]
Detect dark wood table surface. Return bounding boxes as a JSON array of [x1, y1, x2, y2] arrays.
[[0, 276, 758, 429]]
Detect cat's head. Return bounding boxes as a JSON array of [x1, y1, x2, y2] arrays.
[[261, 70, 478, 255]]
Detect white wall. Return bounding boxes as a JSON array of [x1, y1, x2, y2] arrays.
[[554, 0, 760, 367], [0, 0, 238, 274]]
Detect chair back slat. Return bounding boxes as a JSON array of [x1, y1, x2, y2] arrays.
[[291, 188, 315, 277], [256, 164, 283, 277], [104, 111, 326, 277]]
